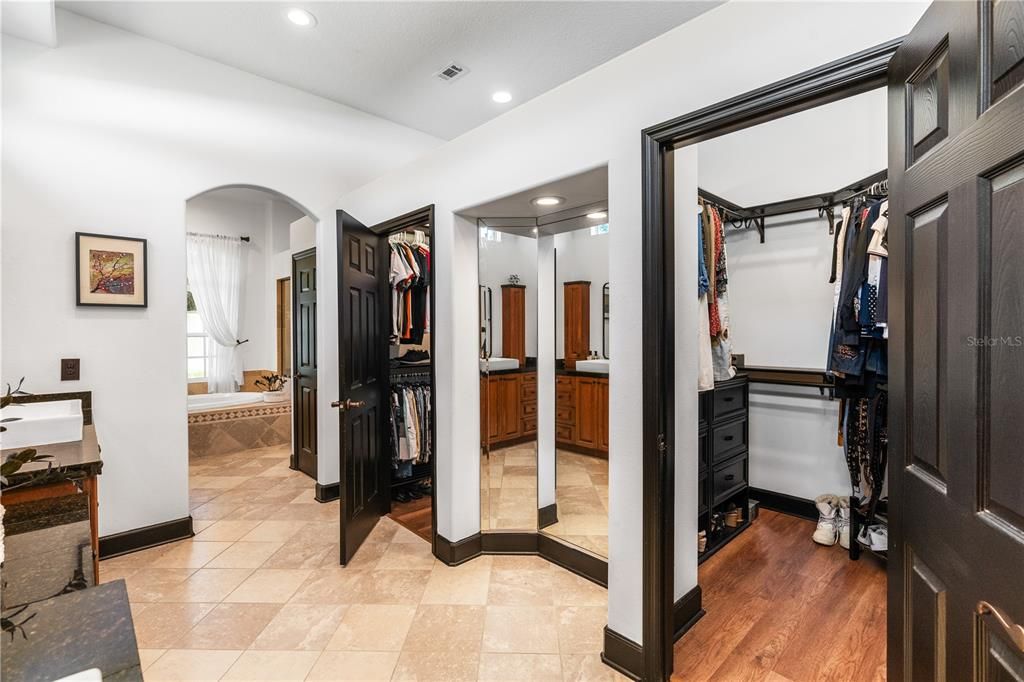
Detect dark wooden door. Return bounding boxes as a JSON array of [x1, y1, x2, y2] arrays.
[[888, 3, 1024, 679], [292, 249, 317, 479], [337, 211, 389, 565]]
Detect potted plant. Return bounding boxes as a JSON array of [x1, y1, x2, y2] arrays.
[[254, 374, 288, 403]]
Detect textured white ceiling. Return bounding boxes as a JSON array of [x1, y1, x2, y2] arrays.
[[59, 1, 720, 139], [460, 166, 607, 218]]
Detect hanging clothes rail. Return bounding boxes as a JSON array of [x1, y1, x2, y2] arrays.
[[697, 169, 888, 243]]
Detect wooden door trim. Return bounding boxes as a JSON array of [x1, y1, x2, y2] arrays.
[[639, 38, 903, 680], [367, 205, 438, 558]]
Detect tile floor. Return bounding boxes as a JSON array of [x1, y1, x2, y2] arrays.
[[101, 444, 625, 681], [481, 445, 609, 558]]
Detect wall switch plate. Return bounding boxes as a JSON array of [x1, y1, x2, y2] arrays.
[[61, 358, 80, 381]]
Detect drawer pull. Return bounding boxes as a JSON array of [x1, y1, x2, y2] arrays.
[[723, 435, 734, 442], [723, 396, 734, 403], [724, 474, 735, 481]]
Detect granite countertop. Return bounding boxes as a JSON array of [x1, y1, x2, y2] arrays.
[[1, 580, 141, 682], [556, 367, 610, 378], [1, 425, 102, 490]]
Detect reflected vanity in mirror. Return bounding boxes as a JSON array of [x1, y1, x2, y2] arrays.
[[468, 165, 609, 567], [540, 220, 609, 557], [478, 228, 538, 531]]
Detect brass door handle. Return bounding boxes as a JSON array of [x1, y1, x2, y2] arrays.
[[330, 399, 366, 411], [977, 601, 1024, 652]]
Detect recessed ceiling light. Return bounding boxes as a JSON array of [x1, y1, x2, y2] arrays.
[[287, 8, 317, 27], [531, 196, 563, 207], [492, 91, 513, 104], [587, 211, 608, 220]]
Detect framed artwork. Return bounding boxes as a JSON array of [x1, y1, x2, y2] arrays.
[[75, 232, 148, 307]]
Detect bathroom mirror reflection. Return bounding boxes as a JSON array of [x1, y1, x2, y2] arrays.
[[540, 218, 610, 557], [478, 226, 538, 531]]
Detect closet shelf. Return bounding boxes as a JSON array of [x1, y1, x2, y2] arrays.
[[737, 365, 834, 395], [699, 169, 887, 243]]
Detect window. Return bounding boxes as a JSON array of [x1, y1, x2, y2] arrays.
[[187, 292, 213, 381]]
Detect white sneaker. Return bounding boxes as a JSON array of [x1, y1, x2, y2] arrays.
[[812, 494, 839, 546], [868, 525, 888, 551], [837, 497, 851, 549]]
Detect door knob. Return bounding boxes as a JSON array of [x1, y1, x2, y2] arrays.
[[977, 601, 1024, 652], [330, 399, 366, 411]]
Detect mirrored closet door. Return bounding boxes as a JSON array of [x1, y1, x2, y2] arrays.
[[478, 225, 538, 531], [538, 216, 610, 558]]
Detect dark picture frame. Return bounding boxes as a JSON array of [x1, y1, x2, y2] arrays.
[[75, 232, 148, 308]]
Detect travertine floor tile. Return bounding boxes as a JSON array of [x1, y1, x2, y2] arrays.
[[325, 604, 416, 651], [132, 602, 217, 649], [402, 604, 486, 653], [306, 650, 399, 681], [151, 541, 234, 569], [220, 649, 319, 681], [205, 541, 284, 569], [478, 652, 564, 681], [224, 568, 312, 603], [174, 602, 281, 649], [421, 565, 491, 605], [143, 648, 241, 681], [392, 650, 481, 681], [482, 605, 559, 654], [252, 603, 348, 651], [156, 568, 254, 603]]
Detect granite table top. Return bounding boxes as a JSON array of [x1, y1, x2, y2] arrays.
[[1, 580, 141, 682], [1, 425, 102, 490]]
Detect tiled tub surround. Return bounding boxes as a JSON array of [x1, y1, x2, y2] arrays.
[[101, 443, 626, 681], [188, 403, 291, 459]]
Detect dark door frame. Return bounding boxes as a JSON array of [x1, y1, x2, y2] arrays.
[[636, 38, 902, 681], [366, 205, 439, 557]]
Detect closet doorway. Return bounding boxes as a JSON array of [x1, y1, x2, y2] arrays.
[[639, 5, 1024, 680], [335, 206, 436, 565]]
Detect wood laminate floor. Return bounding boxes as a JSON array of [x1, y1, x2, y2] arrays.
[[673, 509, 887, 682], [388, 494, 433, 542]]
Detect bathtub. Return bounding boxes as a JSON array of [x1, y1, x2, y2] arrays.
[[188, 391, 291, 459], [187, 392, 264, 413]]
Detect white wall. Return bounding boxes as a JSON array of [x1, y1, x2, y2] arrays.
[[477, 232, 538, 358], [553, 227, 610, 359], [331, 1, 927, 646], [0, 10, 441, 536]]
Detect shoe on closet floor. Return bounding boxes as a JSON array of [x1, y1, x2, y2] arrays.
[[812, 494, 840, 546], [868, 525, 888, 551], [837, 496, 851, 549]]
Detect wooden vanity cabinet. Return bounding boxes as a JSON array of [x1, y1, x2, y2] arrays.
[[480, 370, 537, 448], [555, 373, 609, 456]]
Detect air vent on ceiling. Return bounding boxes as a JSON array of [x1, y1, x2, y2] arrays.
[[434, 62, 469, 82]]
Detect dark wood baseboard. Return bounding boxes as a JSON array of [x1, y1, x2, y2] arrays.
[[749, 487, 817, 520], [315, 482, 339, 503], [434, 529, 609, 587], [601, 627, 642, 681], [538, 503, 558, 529], [434, 532, 483, 566], [481, 531, 539, 554], [537, 533, 607, 587], [673, 584, 705, 641], [99, 516, 193, 559], [289, 452, 299, 470]]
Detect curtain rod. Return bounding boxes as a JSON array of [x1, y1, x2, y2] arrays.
[[186, 231, 250, 242]]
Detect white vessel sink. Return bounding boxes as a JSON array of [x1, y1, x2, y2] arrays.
[[575, 359, 610, 374], [480, 357, 520, 371], [0, 399, 84, 450]]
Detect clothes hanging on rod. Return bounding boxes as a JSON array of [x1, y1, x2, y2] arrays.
[[388, 234, 431, 346], [826, 190, 890, 538], [697, 201, 736, 388], [388, 380, 432, 479]]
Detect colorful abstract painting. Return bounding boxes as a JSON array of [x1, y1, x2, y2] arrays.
[[89, 249, 135, 295]]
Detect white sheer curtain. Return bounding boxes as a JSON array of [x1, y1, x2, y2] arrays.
[[186, 233, 243, 393]]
